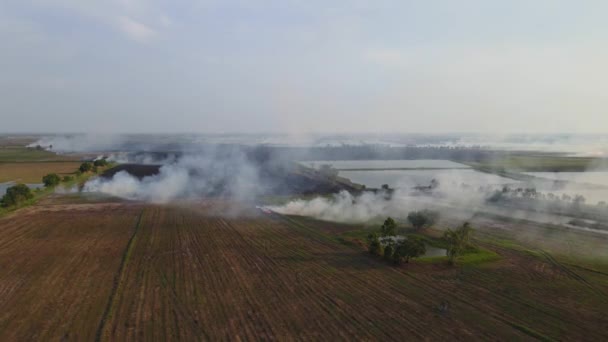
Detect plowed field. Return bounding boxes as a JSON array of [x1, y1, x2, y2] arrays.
[[1, 199, 607, 341]]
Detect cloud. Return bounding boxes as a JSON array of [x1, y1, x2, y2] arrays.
[[116, 16, 156, 43]]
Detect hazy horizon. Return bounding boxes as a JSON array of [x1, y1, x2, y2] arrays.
[[2, 1, 608, 133]]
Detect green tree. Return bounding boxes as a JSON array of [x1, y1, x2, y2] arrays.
[[380, 217, 397, 237], [93, 158, 109, 167], [79, 162, 93, 173], [393, 238, 427, 264], [367, 232, 384, 256], [42, 173, 61, 187], [444, 222, 474, 265], [383, 244, 395, 261], [1, 184, 33, 207], [407, 210, 439, 230]]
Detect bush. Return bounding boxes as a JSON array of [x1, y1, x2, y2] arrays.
[[407, 210, 439, 230], [62, 175, 74, 182], [383, 244, 394, 261], [444, 222, 474, 265], [93, 158, 109, 167], [1, 184, 33, 207], [79, 162, 93, 173], [42, 173, 61, 187], [380, 217, 397, 237], [393, 238, 426, 264], [367, 232, 384, 256]]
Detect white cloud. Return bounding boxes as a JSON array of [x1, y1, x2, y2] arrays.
[[116, 16, 156, 43]]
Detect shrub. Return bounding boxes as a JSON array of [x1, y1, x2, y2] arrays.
[[380, 217, 397, 237], [79, 162, 93, 173], [393, 238, 426, 264], [62, 175, 74, 182], [407, 210, 439, 230], [93, 158, 109, 167], [444, 222, 474, 265], [367, 232, 384, 256], [383, 244, 394, 261], [1, 184, 33, 207], [42, 173, 61, 187]]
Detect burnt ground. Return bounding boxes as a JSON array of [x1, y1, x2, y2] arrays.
[[100, 162, 363, 196]]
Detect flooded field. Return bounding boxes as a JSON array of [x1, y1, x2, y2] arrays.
[[340, 169, 518, 189], [302, 159, 470, 170], [526, 171, 608, 187]]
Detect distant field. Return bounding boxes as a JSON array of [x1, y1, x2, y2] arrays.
[[0, 162, 82, 183], [0, 198, 607, 340], [467, 154, 603, 172], [0, 147, 78, 162]]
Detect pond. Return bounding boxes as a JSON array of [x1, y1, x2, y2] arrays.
[[423, 245, 448, 258]]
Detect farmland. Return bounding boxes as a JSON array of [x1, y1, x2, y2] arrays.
[[0, 162, 82, 183], [1, 196, 607, 340]]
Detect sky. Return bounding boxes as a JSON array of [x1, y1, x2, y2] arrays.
[[1, 0, 607, 134]]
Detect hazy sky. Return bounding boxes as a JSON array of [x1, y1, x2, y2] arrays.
[[1, 1, 607, 134]]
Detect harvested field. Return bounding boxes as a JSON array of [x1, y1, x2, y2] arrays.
[[0, 201, 142, 340], [0, 161, 82, 183], [1, 198, 607, 340]]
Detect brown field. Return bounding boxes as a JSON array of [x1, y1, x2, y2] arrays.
[[1, 198, 607, 341], [0, 162, 82, 183]]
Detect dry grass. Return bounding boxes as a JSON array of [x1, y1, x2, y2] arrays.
[[0, 162, 82, 183]]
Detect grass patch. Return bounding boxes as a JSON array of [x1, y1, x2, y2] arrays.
[[0, 147, 77, 162], [0, 166, 113, 217], [466, 154, 599, 172]]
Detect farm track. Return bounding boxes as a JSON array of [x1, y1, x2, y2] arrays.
[[95, 209, 145, 342], [1, 200, 608, 340]]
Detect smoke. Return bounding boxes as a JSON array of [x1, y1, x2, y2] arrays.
[[28, 134, 128, 153], [269, 181, 486, 224], [83, 148, 264, 203]]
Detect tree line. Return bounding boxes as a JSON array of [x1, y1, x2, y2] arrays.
[[1, 159, 109, 208]]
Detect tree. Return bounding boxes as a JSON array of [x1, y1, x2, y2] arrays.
[[383, 244, 395, 261], [407, 210, 439, 230], [367, 232, 384, 256], [380, 217, 397, 237], [393, 238, 426, 264], [79, 162, 93, 173], [444, 222, 474, 265], [1, 184, 33, 207], [42, 173, 61, 188], [93, 158, 109, 167]]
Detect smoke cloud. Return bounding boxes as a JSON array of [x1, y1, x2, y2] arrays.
[[83, 149, 263, 203]]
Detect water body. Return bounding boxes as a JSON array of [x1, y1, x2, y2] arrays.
[[423, 245, 448, 258], [525, 172, 608, 187], [302, 159, 470, 170], [340, 169, 518, 189]]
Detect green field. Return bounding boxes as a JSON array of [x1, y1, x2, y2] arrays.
[[466, 154, 603, 172]]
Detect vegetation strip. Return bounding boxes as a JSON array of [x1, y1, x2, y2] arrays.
[[94, 209, 144, 342]]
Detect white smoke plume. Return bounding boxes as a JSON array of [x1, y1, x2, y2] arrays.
[[83, 149, 263, 203]]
